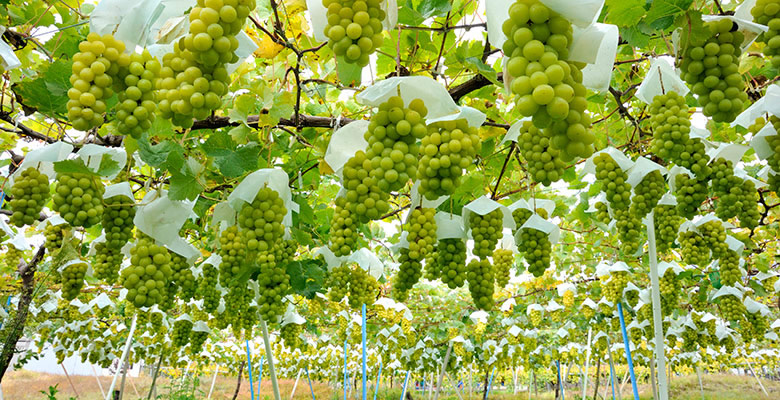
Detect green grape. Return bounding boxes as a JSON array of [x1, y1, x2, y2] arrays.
[[469, 208, 503, 259], [493, 248, 513, 288], [44, 223, 68, 252], [177, 266, 198, 301], [467, 258, 494, 310], [364, 96, 428, 193], [751, 0, 780, 68], [222, 285, 251, 327], [327, 264, 351, 302], [393, 248, 422, 301], [718, 294, 745, 322], [93, 242, 122, 283], [515, 120, 566, 186], [52, 172, 105, 228], [423, 248, 440, 280], [239, 305, 258, 335], [329, 196, 360, 256], [115, 50, 160, 138], [742, 310, 769, 342], [673, 173, 707, 219], [604, 270, 628, 304], [593, 202, 611, 225], [512, 208, 533, 228], [766, 116, 780, 173], [699, 220, 729, 259], [198, 263, 220, 313], [348, 265, 379, 309], [403, 207, 436, 261], [281, 323, 303, 350], [593, 153, 631, 211], [653, 204, 682, 254], [120, 234, 173, 308], [61, 261, 88, 300], [710, 158, 760, 229], [218, 226, 245, 287], [646, 92, 710, 177], [437, 238, 467, 289], [562, 289, 575, 308], [763, 275, 778, 293], [518, 226, 551, 277], [189, 328, 209, 355], [256, 249, 289, 323], [614, 208, 642, 256], [67, 33, 127, 131], [719, 248, 742, 286], [323, 0, 386, 66], [679, 230, 710, 267], [528, 308, 543, 327], [274, 239, 296, 265], [102, 194, 136, 249], [629, 170, 665, 218], [8, 168, 50, 227], [659, 269, 679, 312], [171, 318, 193, 348], [679, 18, 748, 123], [238, 186, 286, 254], [418, 119, 481, 199], [342, 150, 391, 223]]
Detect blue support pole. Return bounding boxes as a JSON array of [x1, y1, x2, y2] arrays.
[[557, 360, 564, 400], [373, 362, 383, 400], [305, 366, 316, 400], [617, 302, 640, 400], [486, 368, 496, 398], [422, 377, 425, 395], [400, 371, 410, 400], [344, 339, 349, 400], [258, 356, 264, 392], [246, 340, 255, 400], [362, 303, 367, 400]]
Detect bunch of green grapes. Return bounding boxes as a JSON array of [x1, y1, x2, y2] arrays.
[[404, 207, 436, 261], [679, 230, 710, 267], [604, 270, 628, 304], [326, 264, 351, 303], [518, 227, 551, 277], [238, 186, 286, 254], [718, 294, 745, 322], [719, 249, 742, 286], [329, 197, 359, 257], [493, 249, 513, 288], [221, 285, 250, 326], [763, 275, 778, 293], [515, 120, 566, 186], [630, 170, 665, 218], [614, 209, 642, 256], [698, 220, 729, 259], [673, 173, 708, 219], [393, 248, 422, 301], [93, 242, 122, 283], [648, 92, 693, 162], [364, 96, 428, 193], [102, 195, 135, 249], [562, 290, 575, 308], [659, 270, 680, 312], [256, 251, 289, 323], [467, 258, 494, 310], [512, 207, 533, 228], [52, 172, 105, 227], [44, 223, 67, 251], [120, 234, 173, 308], [654, 204, 683, 253], [593, 202, 611, 225], [8, 168, 50, 227], [275, 239, 296, 266], [281, 323, 303, 350], [423, 249, 440, 280], [189, 328, 209, 355], [528, 308, 543, 327], [115, 50, 160, 138], [67, 33, 126, 131], [679, 18, 747, 123], [710, 158, 760, 229], [469, 208, 503, 259], [218, 226, 245, 287], [437, 238, 467, 289], [61, 262, 88, 300], [751, 0, 780, 68], [323, 0, 386, 66], [418, 119, 481, 199], [594, 153, 631, 211], [198, 263, 220, 313], [178, 267, 198, 301], [742, 311, 769, 342], [348, 266, 379, 309], [342, 150, 391, 222], [171, 319, 193, 348]]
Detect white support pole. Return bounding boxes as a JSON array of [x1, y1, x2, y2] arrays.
[[513, 367, 518, 394], [60, 363, 80, 398], [433, 342, 452, 400], [446, 373, 464, 400], [647, 213, 669, 400], [207, 365, 220, 400], [696, 366, 704, 400], [92, 365, 106, 399], [290, 368, 303, 400], [105, 315, 138, 400], [181, 361, 192, 384], [260, 319, 282, 400], [582, 327, 593, 400], [745, 359, 769, 397]]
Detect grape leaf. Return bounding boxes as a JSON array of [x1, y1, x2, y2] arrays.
[[605, 0, 647, 27], [286, 259, 327, 299], [336, 56, 362, 86], [54, 159, 95, 176], [13, 59, 73, 117], [137, 134, 184, 168], [202, 131, 260, 177], [646, 0, 693, 30], [168, 167, 204, 201], [464, 57, 500, 86], [418, 0, 452, 18]]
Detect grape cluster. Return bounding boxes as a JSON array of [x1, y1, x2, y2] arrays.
[[68, 33, 126, 131], [518, 226, 551, 277], [469, 208, 503, 259], [718, 294, 745, 322], [493, 249, 513, 288], [604, 270, 628, 304], [528, 308, 543, 326], [659, 270, 680, 312], [347, 265, 379, 309], [674, 173, 708, 219], [281, 323, 303, 350], [103, 194, 135, 248], [699, 220, 728, 259], [199, 263, 221, 313], [742, 311, 769, 342], [710, 158, 760, 229], [647, 92, 710, 176], [238, 186, 286, 254], [93, 242, 122, 283], [189, 328, 209, 355], [423, 249, 440, 280], [218, 226, 245, 287], [327, 265, 351, 303], [393, 248, 422, 301], [8, 168, 50, 227], [329, 196, 359, 256], [177, 266, 198, 301], [630, 170, 665, 218], [512, 208, 533, 228], [654, 204, 683, 254], [323, 0, 386, 67], [121, 234, 173, 308], [256, 251, 289, 323], [467, 258, 494, 310], [593, 202, 611, 225], [341, 151, 391, 222], [275, 239, 296, 266], [515, 120, 567, 186], [719, 249, 742, 286], [44, 223, 67, 252], [115, 50, 160, 138], [679, 230, 710, 267], [680, 18, 748, 123], [562, 290, 574, 308], [594, 153, 631, 211], [614, 209, 642, 256], [752, 0, 780, 68], [364, 96, 428, 193], [437, 238, 467, 289], [61, 262, 88, 300], [171, 319, 193, 348], [52, 172, 105, 228], [418, 119, 481, 199], [404, 207, 436, 261]]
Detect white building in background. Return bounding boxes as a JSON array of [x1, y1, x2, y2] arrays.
[[11, 339, 142, 377]]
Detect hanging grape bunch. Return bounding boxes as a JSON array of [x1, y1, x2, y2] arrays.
[[593, 153, 631, 211], [718, 294, 745, 322], [364, 96, 428, 193], [654, 204, 683, 254], [679, 18, 747, 123], [418, 119, 481, 199], [61, 261, 88, 300], [323, 0, 386, 66], [52, 171, 105, 228], [120, 234, 173, 308], [275, 239, 296, 266], [437, 238, 467, 289], [518, 226, 551, 277], [403, 207, 436, 261], [44, 223, 67, 252], [512, 207, 533, 228], [329, 197, 359, 256], [698, 220, 729, 260], [629, 170, 665, 218], [647, 92, 710, 177], [679, 230, 710, 267], [256, 249, 290, 323], [515, 120, 566, 186], [423, 248, 440, 280], [752, 0, 780, 67], [218, 226, 245, 287], [115, 50, 160, 138], [341, 151, 391, 222], [198, 263, 221, 313], [8, 168, 50, 227], [593, 202, 611, 225], [467, 258, 495, 310], [709, 158, 760, 229], [171, 318, 193, 348], [68, 33, 127, 131], [674, 173, 708, 219], [102, 194, 135, 248], [469, 208, 504, 259], [281, 323, 304, 350], [348, 265, 379, 309], [493, 249, 514, 288], [326, 264, 351, 303], [604, 270, 628, 304], [393, 248, 423, 301], [93, 242, 122, 283], [719, 249, 742, 286], [238, 186, 286, 254]]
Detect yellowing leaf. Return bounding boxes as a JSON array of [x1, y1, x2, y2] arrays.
[[253, 31, 285, 59]]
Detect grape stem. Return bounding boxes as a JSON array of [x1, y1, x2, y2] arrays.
[[491, 142, 515, 200]]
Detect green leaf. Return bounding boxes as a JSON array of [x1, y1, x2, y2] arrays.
[[202, 131, 260, 177], [228, 93, 257, 124], [13, 59, 73, 116], [53, 159, 95, 176], [286, 259, 327, 299], [709, 271, 721, 289], [605, 0, 646, 27], [398, 0, 425, 25], [137, 134, 184, 168], [418, 0, 452, 18], [96, 155, 121, 177], [464, 57, 500, 86], [621, 26, 651, 48], [268, 91, 295, 126], [645, 0, 693, 30], [168, 168, 204, 201]]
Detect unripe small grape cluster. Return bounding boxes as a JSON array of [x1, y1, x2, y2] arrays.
[[327, 264, 351, 303], [171, 319, 193, 348], [698, 220, 729, 259], [44, 223, 67, 252], [604, 270, 628, 304], [8, 168, 50, 227], [629, 170, 665, 218], [469, 208, 504, 259], [199, 263, 221, 313], [718, 294, 745, 322], [528, 308, 543, 326], [679, 230, 710, 267], [614, 208, 642, 256], [256, 251, 289, 323], [121, 234, 173, 308], [593, 202, 611, 225], [562, 290, 575, 308], [53, 172, 105, 228], [493, 249, 514, 288], [347, 265, 379, 309], [593, 153, 631, 211], [281, 323, 304, 350], [393, 248, 423, 301], [93, 242, 122, 283], [659, 270, 680, 312], [719, 249, 742, 286], [710, 158, 760, 229], [102, 195, 135, 249], [467, 258, 495, 310], [342, 151, 391, 222], [403, 207, 437, 261], [437, 238, 467, 289], [418, 119, 481, 199], [61, 262, 88, 300], [752, 0, 780, 67], [238, 186, 286, 254], [323, 0, 386, 66], [329, 197, 359, 256]]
